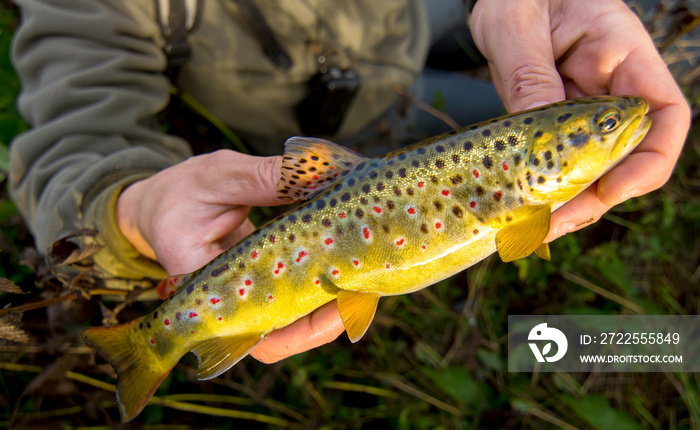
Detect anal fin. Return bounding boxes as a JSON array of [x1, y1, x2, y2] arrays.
[[535, 243, 551, 261], [277, 137, 369, 200], [496, 204, 551, 262], [191, 333, 265, 380], [337, 290, 380, 343]]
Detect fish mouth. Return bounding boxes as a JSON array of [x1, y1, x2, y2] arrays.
[[609, 113, 651, 162]]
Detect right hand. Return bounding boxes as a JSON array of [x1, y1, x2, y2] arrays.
[[116, 149, 345, 362]]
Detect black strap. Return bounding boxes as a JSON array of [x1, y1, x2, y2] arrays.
[[157, 0, 191, 80]]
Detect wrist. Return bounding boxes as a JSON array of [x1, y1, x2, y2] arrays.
[[116, 179, 157, 260]]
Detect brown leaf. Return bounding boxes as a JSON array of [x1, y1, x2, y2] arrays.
[[49, 229, 103, 268], [0, 311, 30, 343], [0, 278, 25, 294]]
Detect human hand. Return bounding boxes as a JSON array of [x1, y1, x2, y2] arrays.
[[116, 149, 344, 363], [470, 0, 691, 241]]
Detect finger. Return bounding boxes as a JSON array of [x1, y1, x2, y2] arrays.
[[471, 0, 565, 112], [250, 301, 345, 364], [545, 186, 611, 243]]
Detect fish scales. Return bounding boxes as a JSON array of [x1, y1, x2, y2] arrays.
[[82, 96, 651, 421]]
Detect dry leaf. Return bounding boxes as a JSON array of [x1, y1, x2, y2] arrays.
[[0, 311, 30, 343], [0, 278, 25, 294], [48, 229, 103, 268]]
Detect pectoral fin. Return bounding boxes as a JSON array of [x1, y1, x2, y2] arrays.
[[191, 333, 265, 380], [534, 242, 551, 261], [337, 290, 380, 343], [496, 204, 551, 262]]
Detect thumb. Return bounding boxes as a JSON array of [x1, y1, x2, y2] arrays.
[[470, 0, 565, 112]]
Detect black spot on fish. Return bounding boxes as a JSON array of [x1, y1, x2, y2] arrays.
[[494, 191, 503, 202], [506, 215, 513, 222], [288, 215, 297, 223], [494, 140, 506, 151], [244, 240, 251, 247], [302, 214, 312, 223], [563, 161, 568, 167], [153, 311, 158, 319], [308, 167, 317, 172], [385, 171, 394, 179], [398, 168, 407, 178], [341, 193, 351, 202], [195, 299, 202, 306], [482, 129, 491, 137], [557, 113, 573, 123], [531, 156, 540, 167], [211, 264, 229, 277], [556, 143, 564, 152], [448, 130, 458, 135], [452, 154, 460, 164], [238, 262, 246, 269], [175, 312, 182, 320], [547, 161, 554, 170], [523, 117, 534, 125], [406, 187, 414, 196], [382, 225, 390, 233], [147, 322, 151, 329], [139, 323, 143, 329], [508, 136, 518, 147], [348, 178, 355, 186], [556, 177, 563, 183], [278, 223, 287, 232], [299, 158, 308, 164], [311, 155, 319, 161], [356, 162, 367, 171], [296, 170, 306, 175], [534, 130, 543, 138], [202, 284, 209, 292], [452, 205, 463, 218], [434, 201, 443, 211], [417, 148, 427, 155], [518, 196, 525, 204], [464, 141, 473, 151], [503, 120, 512, 127], [393, 186, 402, 196], [269, 235, 277, 243], [538, 176, 546, 184], [369, 171, 378, 179], [288, 233, 296, 243], [450, 175, 463, 185], [473, 229, 479, 235], [435, 159, 445, 169], [321, 218, 331, 227], [506, 182, 514, 189], [544, 150, 552, 161], [476, 186, 484, 195], [513, 154, 521, 165], [330, 198, 338, 207], [430, 175, 439, 184], [412, 160, 420, 167], [482, 155, 493, 169], [398, 153, 407, 160], [377, 182, 385, 191], [420, 223, 429, 234], [362, 184, 371, 193], [436, 145, 445, 153], [387, 200, 395, 210], [360, 197, 368, 205], [356, 208, 364, 218]]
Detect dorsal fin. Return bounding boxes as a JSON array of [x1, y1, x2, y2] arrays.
[[277, 137, 369, 201]]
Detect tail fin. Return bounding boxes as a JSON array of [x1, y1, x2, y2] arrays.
[[83, 323, 174, 422]]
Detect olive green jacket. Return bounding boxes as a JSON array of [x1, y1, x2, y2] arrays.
[[9, 0, 429, 283]]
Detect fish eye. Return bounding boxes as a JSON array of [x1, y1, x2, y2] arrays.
[[594, 108, 621, 133]]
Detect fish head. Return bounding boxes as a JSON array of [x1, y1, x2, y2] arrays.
[[524, 96, 650, 201]]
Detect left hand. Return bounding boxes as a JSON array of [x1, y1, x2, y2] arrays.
[[470, 0, 691, 241]]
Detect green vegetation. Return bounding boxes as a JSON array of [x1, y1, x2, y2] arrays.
[[1, 1, 699, 428]]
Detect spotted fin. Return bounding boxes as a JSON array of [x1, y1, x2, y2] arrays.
[[156, 274, 187, 300], [535, 243, 551, 261], [495, 204, 551, 262], [191, 333, 265, 380], [337, 290, 380, 343], [277, 137, 369, 200]]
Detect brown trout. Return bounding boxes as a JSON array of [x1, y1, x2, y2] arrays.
[[83, 96, 650, 421]]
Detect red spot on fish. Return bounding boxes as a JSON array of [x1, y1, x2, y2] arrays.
[[164, 319, 170, 326], [494, 191, 503, 201], [352, 259, 360, 266], [339, 212, 346, 219], [218, 317, 223, 321], [150, 339, 155, 345], [421, 245, 427, 249], [191, 330, 194, 334], [268, 295, 274, 301], [269, 235, 276, 243], [470, 201, 477, 208], [251, 251, 258, 259], [329, 166, 334, 169], [324, 237, 334, 246], [386, 264, 391, 269], [442, 190, 450, 196], [502, 161, 509, 171], [211, 298, 221, 304], [396, 238, 405, 246], [418, 181, 425, 188], [407, 207, 416, 215], [373, 206, 382, 214], [239, 288, 246, 296], [306, 181, 312, 186], [296, 250, 308, 263], [244, 279, 252, 286], [189, 312, 198, 318], [332, 269, 340, 276], [278, 262, 284, 268], [435, 222, 443, 229], [473, 169, 480, 178], [315, 279, 321, 285], [313, 175, 319, 180], [363, 227, 371, 240]]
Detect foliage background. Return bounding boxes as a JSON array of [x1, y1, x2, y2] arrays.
[[0, 0, 699, 429]]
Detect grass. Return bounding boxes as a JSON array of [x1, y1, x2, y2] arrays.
[[1, 1, 699, 428]]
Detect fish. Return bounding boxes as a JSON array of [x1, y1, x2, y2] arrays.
[[82, 96, 650, 421]]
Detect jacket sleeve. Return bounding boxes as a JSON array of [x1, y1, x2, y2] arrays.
[[9, 0, 191, 280]]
